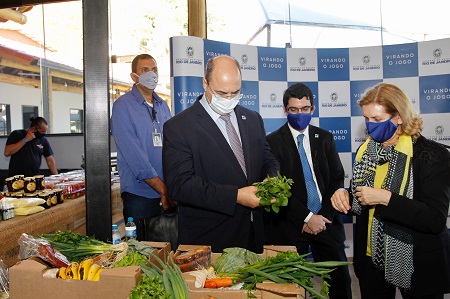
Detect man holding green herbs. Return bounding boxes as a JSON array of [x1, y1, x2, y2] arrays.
[[163, 55, 279, 253]]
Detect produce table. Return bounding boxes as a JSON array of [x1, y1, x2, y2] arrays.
[[0, 183, 122, 268]]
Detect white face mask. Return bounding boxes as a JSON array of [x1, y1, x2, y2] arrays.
[[207, 87, 242, 115], [135, 71, 158, 90]]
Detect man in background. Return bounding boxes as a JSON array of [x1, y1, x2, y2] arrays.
[[111, 53, 175, 241], [163, 55, 279, 253], [265, 83, 352, 299], [4, 116, 58, 177]]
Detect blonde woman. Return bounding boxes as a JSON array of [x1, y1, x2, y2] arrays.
[[331, 82, 450, 299]]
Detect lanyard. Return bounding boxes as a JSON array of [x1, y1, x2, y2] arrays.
[[145, 101, 159, 134]]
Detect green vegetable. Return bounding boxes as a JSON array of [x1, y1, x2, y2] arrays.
[[113, 250, 148, 268], [218, 250, 351, 299], [253, 172, 293, 212], [113, 239, 156, 267], [136, 252, 189, 299], [214, 247, 265, 274], [127, 239, 155, 256], [130, 272, 170, 299], [40, 230, 126, 262]]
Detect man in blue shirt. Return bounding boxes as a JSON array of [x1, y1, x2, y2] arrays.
[[111, 54, 175, 241]]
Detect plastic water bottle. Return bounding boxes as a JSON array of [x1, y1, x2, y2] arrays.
[[112, 224, 121, 244], [125, 217, 137, 241]]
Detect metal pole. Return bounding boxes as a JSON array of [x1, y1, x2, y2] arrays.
[[82, 0, 111, 242]]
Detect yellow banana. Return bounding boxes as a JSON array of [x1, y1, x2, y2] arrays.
[[78, 258, 94, 280], [65, 262, 80, 280], [57, 267, 68, 279], [91, 268, 104, 281], [64, 264, 74, 279], [86, 263, 101, 281], [71, 262, 80, 280]]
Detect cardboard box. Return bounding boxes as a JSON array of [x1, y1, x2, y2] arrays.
[[9, 241, 170, 299], [176, 245, 305, 299], [187, 281, 304, 299], [9, 259, 140, 299], [147, 241, 171, 269]]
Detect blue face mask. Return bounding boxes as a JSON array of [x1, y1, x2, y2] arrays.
[[365, 115, 398, 143], [287, 112, 312, 131]]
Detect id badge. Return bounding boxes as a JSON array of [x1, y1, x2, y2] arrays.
[[152, 132, 162, 147]]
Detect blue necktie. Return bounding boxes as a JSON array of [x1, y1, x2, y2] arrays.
[[297, 134, 321, 214]]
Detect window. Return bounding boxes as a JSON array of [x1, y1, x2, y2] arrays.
[[70, 109, 83, 133], [22, 106, 39, 129], [0, 104, 11, 136]]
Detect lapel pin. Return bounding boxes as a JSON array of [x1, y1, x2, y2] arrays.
[[242, 116, 246, 120], [315, 134, 319, 138]]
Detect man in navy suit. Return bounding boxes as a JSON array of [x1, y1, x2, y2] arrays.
[[265, 83, 352, 299], [163, 55, 279, 253]]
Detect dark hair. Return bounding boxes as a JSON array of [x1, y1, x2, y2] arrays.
[[30, 117, 48, 129], [282, 83, 314, 107], [131, 54, 156, 73], [204, 55, 241, 83]]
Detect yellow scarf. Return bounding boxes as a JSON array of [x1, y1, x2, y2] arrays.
[[354, 133, 413, 256]]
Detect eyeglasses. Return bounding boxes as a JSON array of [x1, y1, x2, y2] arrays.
[[208, 85, 243, 99], [287, 106, 313, 114]]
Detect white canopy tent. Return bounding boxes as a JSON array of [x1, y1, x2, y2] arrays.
[[207, 0, 450, 48]]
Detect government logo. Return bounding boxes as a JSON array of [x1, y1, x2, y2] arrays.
[[330, 92, 338, 102], [241, 54, 248, 65], [363, 55, 370, 64], [186, 46, 194, 58], [299, 57, 306, 66], [270, 93, 277, 103], [433, 48, 442, 59]]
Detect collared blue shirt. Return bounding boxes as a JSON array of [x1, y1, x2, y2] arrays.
[[111, 85, 172, 198]]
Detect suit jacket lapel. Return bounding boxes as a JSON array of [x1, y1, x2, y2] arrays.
[[280, 123, 299, 159], [308, 126, 324, 195], [308, 126, 319, 165], [194, 100, 247, 179], [192, 99, 222, 135], [192, 98, 232, 153]]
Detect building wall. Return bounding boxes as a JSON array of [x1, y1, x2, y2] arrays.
[[0, 81, 84, 133], [0, 79, 118, 172], [52, 90, 84, 133], [0, 134, 117, 172], [0, 81, 42, 130]]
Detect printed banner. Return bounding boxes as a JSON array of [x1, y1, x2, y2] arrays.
[[170, 36, 450, 255]]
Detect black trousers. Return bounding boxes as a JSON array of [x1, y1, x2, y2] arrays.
[[121, 192, 162, 241], [297, 229, 352, 299], [358, 255, 444, 299]]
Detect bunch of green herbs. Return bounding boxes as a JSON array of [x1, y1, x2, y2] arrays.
[[253, 172, 293, 212]]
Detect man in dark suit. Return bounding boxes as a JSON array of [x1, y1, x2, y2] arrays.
[[163, 55, 279, 253], [265, 83, 352, 299]]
